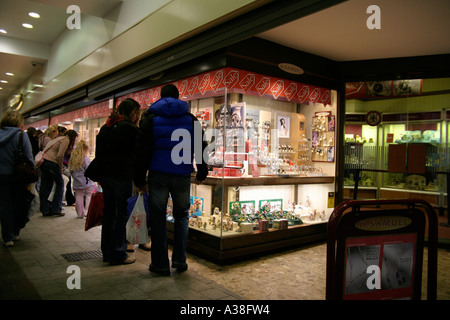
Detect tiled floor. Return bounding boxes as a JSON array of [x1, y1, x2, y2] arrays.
[[1, 205, 450, 300]]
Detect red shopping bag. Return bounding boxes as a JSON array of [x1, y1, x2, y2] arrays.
[[85, 192, 104, 231]]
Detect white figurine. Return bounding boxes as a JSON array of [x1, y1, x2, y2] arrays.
[[305, 196, 311, 208], [309, 209, 316, 221], [320, 210, 326, 221]]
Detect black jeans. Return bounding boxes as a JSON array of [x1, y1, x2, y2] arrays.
[[39, 159, 64, 215], [100, 176, 133, 263], [0, 175, 30, 242], [148, 171, 191, 270]]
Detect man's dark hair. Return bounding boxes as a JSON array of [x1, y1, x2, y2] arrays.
[[161, 84, 179, 99]]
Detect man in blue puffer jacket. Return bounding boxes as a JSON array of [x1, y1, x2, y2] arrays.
[[134, 84, 209, 276]]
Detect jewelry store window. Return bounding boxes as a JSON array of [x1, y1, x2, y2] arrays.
[[111, 68, 337, 263], [182, 89, 337, 262]]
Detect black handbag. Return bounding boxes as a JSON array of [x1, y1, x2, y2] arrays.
[[13, 131, 40, 185], [84, 157, 102, 182]]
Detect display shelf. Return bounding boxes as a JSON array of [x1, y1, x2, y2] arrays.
[[343, 186, 377, 200], [176, 175, 334, 263], [200, 175, 334, 187], [380, 187, 445, 195], [167, 219, 327, 264], [379, 187, 446, 208]]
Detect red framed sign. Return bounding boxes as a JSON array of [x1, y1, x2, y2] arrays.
[[344, 233, 417, 300], [326, 199, 438, 300], [335, 209, 425, 300]]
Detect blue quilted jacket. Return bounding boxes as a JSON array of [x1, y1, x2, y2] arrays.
[[150, 97, 194, 175], [134, 97, 209, 187]]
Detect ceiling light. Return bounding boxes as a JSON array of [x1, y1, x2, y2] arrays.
[[0, 87, 3, 90], [0, 80, 8, 83], [6, 72, 14, 76], [22, 23, 33, 29], [0, 29, 6, 34], [29, 12, 40, 18]]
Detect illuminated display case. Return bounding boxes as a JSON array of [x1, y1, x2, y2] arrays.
[[344, 78, 449, 208], [165, 86, 337, 263], [343, 114, 379, 200], [379, 112, 445, 207], [344, 112, 446, 203]]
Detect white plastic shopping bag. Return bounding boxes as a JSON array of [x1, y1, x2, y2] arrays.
[[126, 193, 149, 244], [28, 183, 40, 218]]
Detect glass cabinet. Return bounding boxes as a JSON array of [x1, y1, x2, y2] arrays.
[[344, 78, 450, 208], [165, 88, 337, 263]]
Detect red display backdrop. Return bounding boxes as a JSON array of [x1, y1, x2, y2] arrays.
[[116, 67, 333, 107], [49, 100, 111, 125], [27, 68, 332, 129], [24, 118, 48, 130]]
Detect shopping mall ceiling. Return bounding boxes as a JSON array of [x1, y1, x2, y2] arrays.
[[258, 0, 450, 61], [0, 0, 123, 101], [1, 0, 449, 103]]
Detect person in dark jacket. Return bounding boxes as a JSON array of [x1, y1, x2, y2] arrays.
[[96, 98, 141, 265], [0, 111, 35, 247], [134, 84, 209, 276], [26, 127, 40, 157]]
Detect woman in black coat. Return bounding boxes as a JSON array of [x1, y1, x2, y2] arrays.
[[95, 98, 141, 265]]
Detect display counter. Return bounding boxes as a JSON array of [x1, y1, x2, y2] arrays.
[[166, 175, 334, 264]]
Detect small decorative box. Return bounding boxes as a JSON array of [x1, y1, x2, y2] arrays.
[[272, 219, 281, 229], [258, 219, 269, 231]]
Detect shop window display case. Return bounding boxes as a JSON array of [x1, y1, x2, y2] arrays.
[[73, 117, 107, 159], [165, 89, 336, 263], [343, 115, 379, 200], [344, 112, 446, 205], [379, 113, 446, 207], [344, 79, 449, 208]]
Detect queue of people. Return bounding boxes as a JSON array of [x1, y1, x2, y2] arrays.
[[0, 111, 81, 246], [1, 84, 208, 277]]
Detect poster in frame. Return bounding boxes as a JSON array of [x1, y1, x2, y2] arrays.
[[258, 199, 283, 212], [277, 115, 290, 138]]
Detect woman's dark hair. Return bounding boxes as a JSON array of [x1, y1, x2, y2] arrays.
[[58, 126, 67, 135], [117, 98, 140, 121], [64, 129, 78, 152], [26, 127, 37, 136]]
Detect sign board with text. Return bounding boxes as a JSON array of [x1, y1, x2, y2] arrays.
[[326, 199, 438, 300]]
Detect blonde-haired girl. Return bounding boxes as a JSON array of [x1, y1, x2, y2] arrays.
[[68, 140, 94, 218]]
